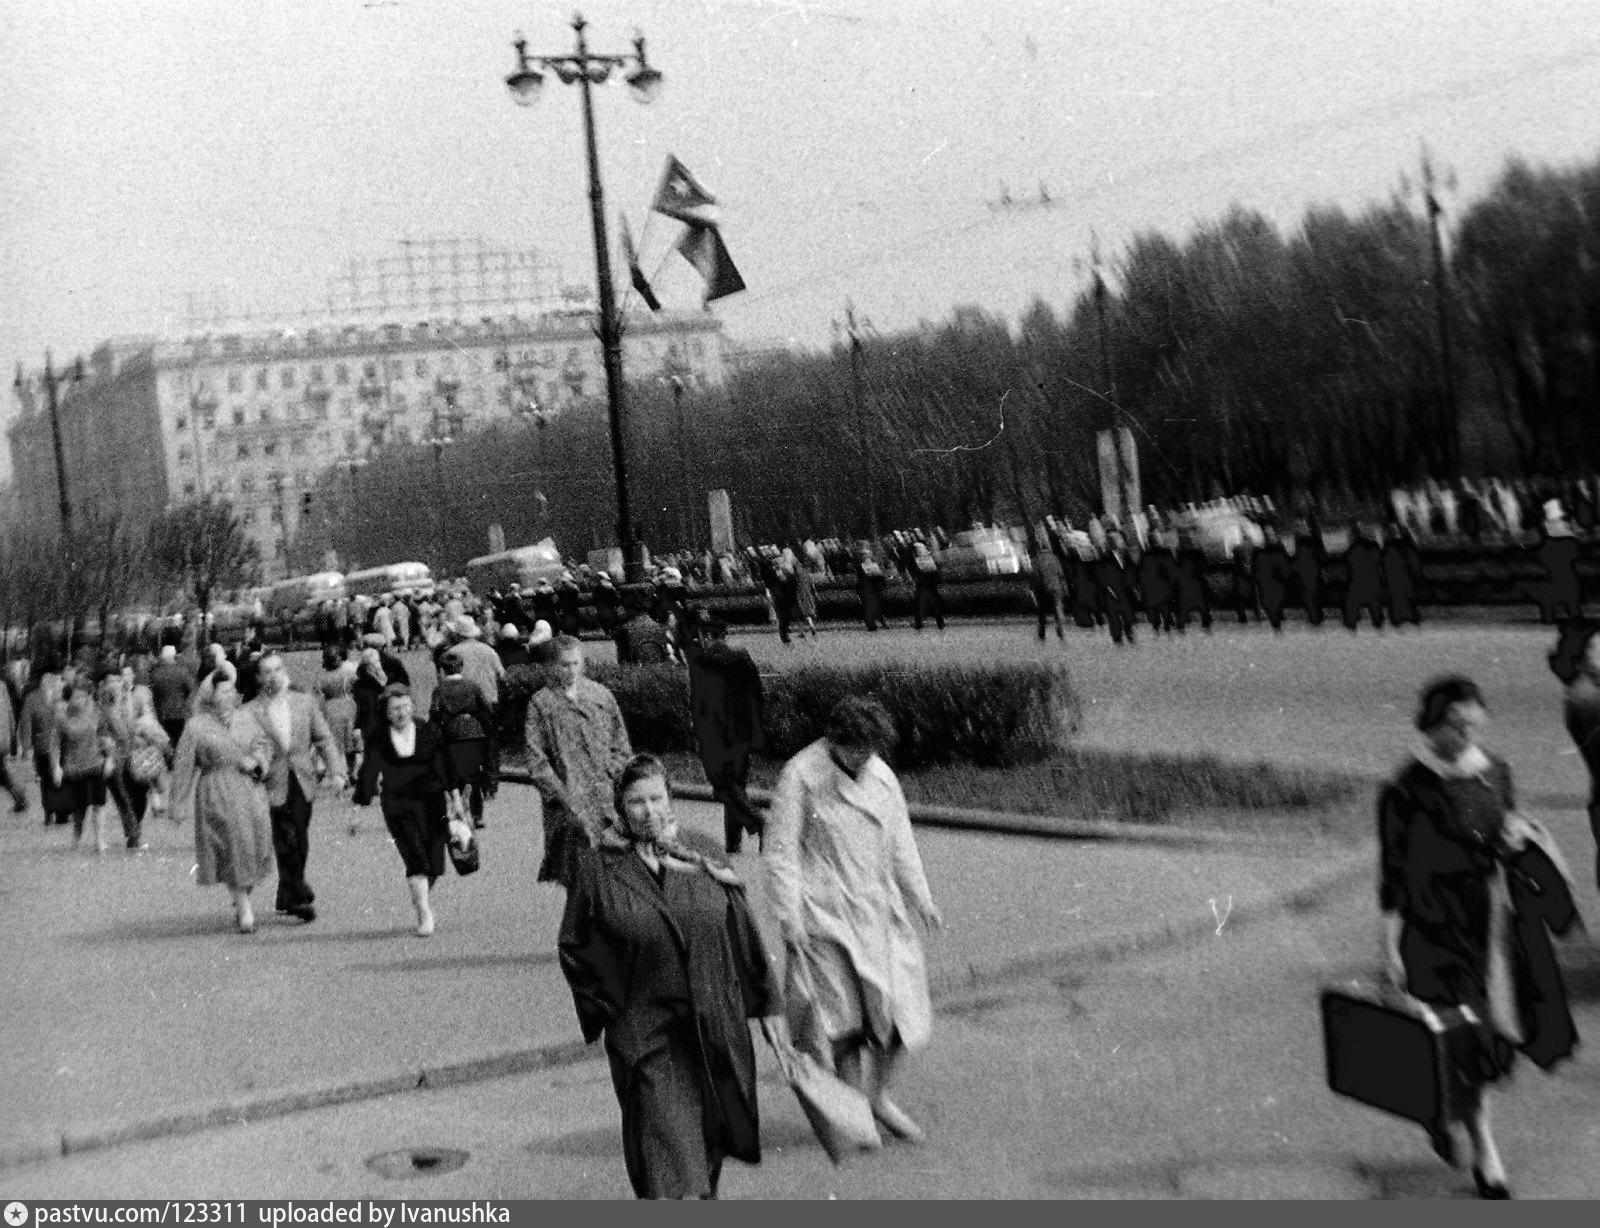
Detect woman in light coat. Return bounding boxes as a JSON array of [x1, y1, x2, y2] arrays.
[[765, 695, 943, 1144]]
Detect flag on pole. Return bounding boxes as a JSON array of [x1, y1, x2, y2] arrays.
[[620, 214, 661, 312], [652, 155, 721, 226], [675, 223, 745, 302]]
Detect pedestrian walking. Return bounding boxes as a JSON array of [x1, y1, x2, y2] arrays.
[[1293, 520, 1326, 626], [525, 635, 634, 891], [1548, 621, 1600, 890], [910, 541, 945, 632], [1137, 533, 1179, 635], [766, 696, 943, 1145], [0, 672, 26, 814], [1377, 676, 1579, 1197], [99, 674, 169, 851], [20, 668, 67, 824], [353, 684, 464, 937], [1343, 522, 1386, 630], [1175, 544, 1214, 632], [169, 668, 276, 933], [1252, 529, 1293, 632], [241, 651, 345, 925], [1098, 531, 1139, 645], [855, 547, 889, 631], [686, 620, 766, 854], [1031, 538, 1067, 641], [430, 648, 498, 831], [148, 645, 194, 756], [794, 564, 819, 639], [48, 683, 117, 853], [352, 647, 391, 744], [314, 646, 362, 780], [559, 753, 780, 1199], [1382, 523, 1424, 627]]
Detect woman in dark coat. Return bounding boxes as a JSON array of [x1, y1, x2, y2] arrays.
[[429, 649, 497, 830], [354, 685, 462, 937], [351, 648, 390, 742], [559, 754, 780, 1200], [1378, 675, 1580, 1198]]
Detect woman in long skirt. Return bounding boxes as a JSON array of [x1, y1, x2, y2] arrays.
[[169, 668, 276, 933], [354, 684, 462, 937]]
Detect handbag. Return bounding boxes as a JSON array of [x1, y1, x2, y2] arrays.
[[128, 742, 165, 784], [762, 1017, 880, 1164], [446, 810, 480, 876]]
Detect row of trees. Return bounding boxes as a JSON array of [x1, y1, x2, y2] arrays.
[[0, 498, 259, 652], [289, 151, 1600, 566]]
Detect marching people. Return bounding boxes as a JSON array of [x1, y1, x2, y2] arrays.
[[353, 684, 464, 937], [243, 651, 345, 925], [1099, 530, 1139, 645], [910, 540, 946, 632], [1343, 521, 1386, 630], [559, 753, 780, 1199], [793, 561, 819, 639], [1382, 522, 1425, 627], [766, 696, 943, 1145], [1292, 518, 1326, 626], [169, 667, 275, 933], [1031, 535, 1068, 642], [526, 635, 634, 891], [855, 545, 889, 631], [430, 647, 498, 831], [1378, 676, 1580, 1198]]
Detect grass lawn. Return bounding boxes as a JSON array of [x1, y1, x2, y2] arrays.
[[651, 748, 1369, 842]]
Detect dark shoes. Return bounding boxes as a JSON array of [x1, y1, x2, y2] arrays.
[[1473, 1168, 1511, 1199], [1426, 1123, 1459, 1168]]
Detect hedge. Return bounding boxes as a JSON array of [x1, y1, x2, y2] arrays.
[[584, 659, 1078, 771]]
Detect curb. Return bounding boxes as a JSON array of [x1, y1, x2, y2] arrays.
[[0, 843, 1373, 1174], [501, 771, 1332, 850]]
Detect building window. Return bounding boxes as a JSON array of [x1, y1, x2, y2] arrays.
[[174, 414, 187, 432], [414, 359, 429, 378], [183, 483, 197, 498], [271, 505, 283, 523], [393, 394, 408, 413], [310, 365, 325, 385], [280, 368, 296, 389], [201, 412, 216, 430], [290, 438, 306, 456], [239, 474, 255, 491], [364, 361, 378, 379], [256, 369, 270, 390], [335, 397, 352, 418], [177, 445, 193, 462], [227, 371, 243, 393], [386, 360, 404, 381], [261, 406, 277, 426], [264, 441, 278, 457], [335, 364, 349, 384], [395, 426, 412, 445], [692, 339, 705, 357], [441, 355, 456, 375], [233, 409, 247, 426], [343, 431, 358, 451]]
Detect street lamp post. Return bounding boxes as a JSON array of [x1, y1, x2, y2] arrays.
[[506, 13, 663, 581], [430, 378, 465, 573]]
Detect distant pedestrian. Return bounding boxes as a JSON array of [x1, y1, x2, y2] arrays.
[[1175, 545, 1213, 632], [148, 645, 195, 756], [1031, 539, 1067, 641], [1098, 532, 1139, 645], [430, 648, 498, 831], [910, 541, 945, 632], [1343, 523, 1385, 630], [1137, 534, 1178, 635], [525, 636, 634, 890], [686, 620, 766, 854], [855, 548, 889, 631], [794, 564, 819, 639], [169, 668, 276, 934], [1292, 522, 1326, 627], [1252, 529, 1292, 632], [47, 684, 116, 854], [1382, 523, 1424, 627]]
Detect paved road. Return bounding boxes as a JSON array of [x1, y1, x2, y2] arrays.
[[8, 859, 1596, 1200]]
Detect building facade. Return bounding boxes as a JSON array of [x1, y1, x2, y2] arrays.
[[10, 310, 726, 578]]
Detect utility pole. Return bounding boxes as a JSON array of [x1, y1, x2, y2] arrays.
[[1422, 150, 1459, 477], [842, 302, 879, 541], [36, 350, 81, 541]]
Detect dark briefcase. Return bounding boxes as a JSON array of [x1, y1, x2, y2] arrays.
[[1321, 984, 1480, 1128]]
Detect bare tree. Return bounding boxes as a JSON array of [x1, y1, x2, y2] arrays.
[[147, 497, 260, 648]]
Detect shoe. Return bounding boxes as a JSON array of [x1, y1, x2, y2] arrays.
[[237, 916, 256, 935], [1426, 1123, 1459, 1168], [870, 1097, 925, 1143], [291, 905, 316, 923], [472, 818, 485, 830], [1472, 1168, 1511, 1199]]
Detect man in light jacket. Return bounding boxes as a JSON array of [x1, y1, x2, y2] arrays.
[[243, 651, 344, 923]]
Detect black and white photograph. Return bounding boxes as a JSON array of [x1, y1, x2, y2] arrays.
[[4, 0, 1600, 1201]]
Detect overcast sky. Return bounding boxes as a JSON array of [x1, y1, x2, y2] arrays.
[[4, 0, 1600, 480]]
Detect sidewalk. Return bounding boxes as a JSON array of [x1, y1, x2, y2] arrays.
[[0, 784, 1371, 1171]]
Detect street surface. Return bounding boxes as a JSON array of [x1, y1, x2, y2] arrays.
[[2, 618, 1597, 1198]]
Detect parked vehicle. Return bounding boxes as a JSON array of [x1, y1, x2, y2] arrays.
[[934, 527, 1031, 579], [464, 540, 565, 596], [344, 561, 434, 600]]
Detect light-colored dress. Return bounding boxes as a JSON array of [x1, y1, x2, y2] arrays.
[[766, 739, 937, 1054], [170, 711, 275, 890], [524, 678, 633, 887]]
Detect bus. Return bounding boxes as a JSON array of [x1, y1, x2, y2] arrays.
[[463, 540, 565, 596], [267, 571, 347, 619], [344, 561, 434, 600]]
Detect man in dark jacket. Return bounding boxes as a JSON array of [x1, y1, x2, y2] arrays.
[[1031, 538, 1068, 641], [148, 645, 196, 756], [1381, 523, 1424, 626], [686, 620, 767, 853], [613, 589, 673, 664], [1099, 532, 1139, 645], [1251, 528, 1293, 632], [855, 548, 889, 631], [910, 541, 945, 632], [1137, 534, 1178, 635], [1342, 521, 1386, 630], [1292, 519, 1326, 627]]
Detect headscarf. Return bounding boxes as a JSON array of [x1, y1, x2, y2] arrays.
[[359, 647, 387, 684], [597, 763, 740, 887], [194, 664, 237, 714]]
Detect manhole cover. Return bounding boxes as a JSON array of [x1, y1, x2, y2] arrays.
[[365, 1148, 470, 1178]]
